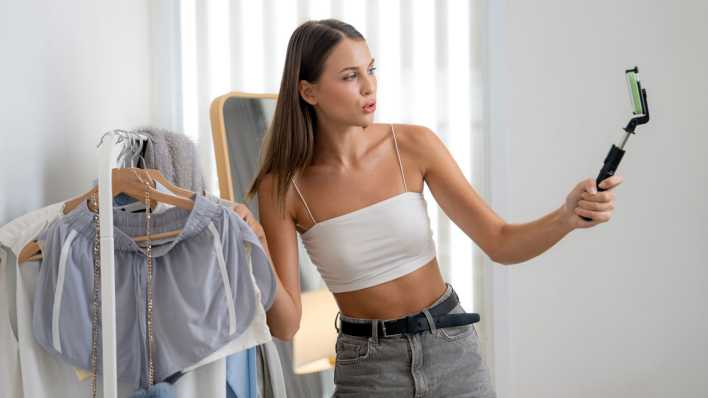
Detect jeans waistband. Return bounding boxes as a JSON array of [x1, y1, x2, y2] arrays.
[[335, 283, 478, 340]]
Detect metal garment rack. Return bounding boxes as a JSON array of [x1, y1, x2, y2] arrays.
[[96, 130, 149, 398]]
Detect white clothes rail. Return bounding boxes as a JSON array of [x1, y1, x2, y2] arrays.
[[96, 130, 149, 398]]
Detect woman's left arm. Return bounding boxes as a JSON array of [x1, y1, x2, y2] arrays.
[[412, 125, 623, 266], [492, 175, 623, 265]]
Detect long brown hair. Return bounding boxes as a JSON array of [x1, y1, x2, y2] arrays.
[[245, 19, 365, 217]]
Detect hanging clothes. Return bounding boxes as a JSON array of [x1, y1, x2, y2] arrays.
[[223, 341, 289, 398], [203, 193, 287, 398], [31, 193, 276, 388], [0, 245, 21, 398], [256, 341, 289, 398], [132, 127, 207, 194], [0, 200, 276, 397], [1, 127, 280, 396], [128, 382, 176, 398], [0, 202, 138, 397], [226, 347, 257, 398]]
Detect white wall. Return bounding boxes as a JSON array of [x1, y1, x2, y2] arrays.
[[487, 1, 708, 396], [0, 0, 154, 224]]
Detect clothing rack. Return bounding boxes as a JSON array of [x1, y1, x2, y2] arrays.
[[96, 130, 150, 398]]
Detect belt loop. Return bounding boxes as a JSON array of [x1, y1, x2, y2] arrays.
[[372, 319, 379, 344], [334, 311, 341, 334], [422, 309, 437, 334]]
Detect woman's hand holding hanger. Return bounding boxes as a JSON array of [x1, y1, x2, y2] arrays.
[[223, 200, 269, 252], [223, 198, 299, 340]]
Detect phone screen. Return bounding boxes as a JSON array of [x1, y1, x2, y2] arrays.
[[625, 70, 643, 115]]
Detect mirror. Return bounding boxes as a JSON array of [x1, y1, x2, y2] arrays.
[[210, 91, 323, 288], [210, 92, 277, 217], [209, 91, 331, 396]]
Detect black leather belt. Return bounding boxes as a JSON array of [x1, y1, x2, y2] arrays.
[[338, 290, 480, 338]]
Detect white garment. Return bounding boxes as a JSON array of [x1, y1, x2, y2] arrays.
[[0, 197, 273, 397], [261, 340, 287, 398], [0, 246, 21, 398], [0, 202, 65, 397]]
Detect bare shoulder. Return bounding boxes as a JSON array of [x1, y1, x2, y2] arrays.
[[257, 172, 298, 222], [388, 123, 432, 144], [388, 123, 443, 175]]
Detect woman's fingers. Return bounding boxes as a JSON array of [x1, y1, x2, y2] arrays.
[[575, 207, 611, 222], [598, 175, 624, 190], [581, 190, 615, 203], [578, 199, 614, 212], [230, 203, 267, 243], [569, 175, 622, 228], [231, 203, 249, 219], [583, 175, 623, 201]]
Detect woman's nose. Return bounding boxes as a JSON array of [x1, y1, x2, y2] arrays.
[[361, 74, 376, 96]]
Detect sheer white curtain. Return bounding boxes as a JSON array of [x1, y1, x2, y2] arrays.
[[177, 0, 488, 315]]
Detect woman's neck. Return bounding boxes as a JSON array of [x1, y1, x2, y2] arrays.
[[312, 120, 372, 169]]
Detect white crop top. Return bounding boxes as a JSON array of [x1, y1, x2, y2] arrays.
[[291, 124, 437, 293]]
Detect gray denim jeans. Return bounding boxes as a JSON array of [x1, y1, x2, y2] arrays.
[[332, 283, 497, 398]]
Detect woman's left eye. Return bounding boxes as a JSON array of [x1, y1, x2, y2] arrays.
[[344, 68, 376, 81]]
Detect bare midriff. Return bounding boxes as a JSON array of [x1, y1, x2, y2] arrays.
[[333, 257, 447, 320]]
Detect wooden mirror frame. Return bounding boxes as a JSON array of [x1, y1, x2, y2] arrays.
[[209, 91, 278, 201]]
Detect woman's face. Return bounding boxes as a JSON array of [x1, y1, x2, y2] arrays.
[[301, 38, 377, 128]]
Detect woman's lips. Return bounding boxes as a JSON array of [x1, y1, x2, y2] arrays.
[[362, 102, 376, 113]]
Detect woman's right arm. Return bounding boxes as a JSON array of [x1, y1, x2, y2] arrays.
[[258, 173, 303, 341]]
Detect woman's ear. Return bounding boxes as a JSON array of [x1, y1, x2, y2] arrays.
[[299, 80, 318, 106]]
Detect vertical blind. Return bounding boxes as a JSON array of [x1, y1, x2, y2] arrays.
[[178, 0, 488, 314]]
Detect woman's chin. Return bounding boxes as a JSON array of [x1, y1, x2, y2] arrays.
[[359, 113, 375, 126], [359, 120, 374, 129]]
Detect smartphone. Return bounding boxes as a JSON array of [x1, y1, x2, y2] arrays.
[[625, 67, 645, 115]]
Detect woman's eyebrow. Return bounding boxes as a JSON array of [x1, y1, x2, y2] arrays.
[[339, 58, 376, 73]]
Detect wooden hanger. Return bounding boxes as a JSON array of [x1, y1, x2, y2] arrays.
[[63, 168, 194, 214], [19, 168, 195, 264]]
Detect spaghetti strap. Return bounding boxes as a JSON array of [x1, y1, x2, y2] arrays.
[[390, 124, 408, 192], [291, 176, 317, 225]]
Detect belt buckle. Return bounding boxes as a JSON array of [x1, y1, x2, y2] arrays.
[[380, 320, 402, 338]]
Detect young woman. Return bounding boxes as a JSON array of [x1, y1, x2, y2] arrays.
[[235, 19, 622, 397]]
